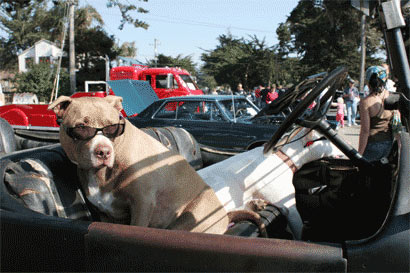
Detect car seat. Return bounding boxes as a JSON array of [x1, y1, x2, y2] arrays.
[[0, 117, 17, 155]]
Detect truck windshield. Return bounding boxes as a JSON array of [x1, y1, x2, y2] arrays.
[[179, 74, 199, 90]]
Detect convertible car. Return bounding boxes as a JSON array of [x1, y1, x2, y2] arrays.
[[1, 0, 409, 271]]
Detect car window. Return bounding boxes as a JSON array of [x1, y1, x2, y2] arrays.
[[155, 75, 168, 89], [180, 74, 199, 90], [176, 101, 198, 120], [154, 102, 178, 119], [155, 74, 178, 89], [219, 99, 258, 120], [208, 102, 224, 121], [175, 101, 224, 121], [145, 75, 152, 85]]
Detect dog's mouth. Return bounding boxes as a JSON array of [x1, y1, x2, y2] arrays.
[[93, 158, 114, 169]]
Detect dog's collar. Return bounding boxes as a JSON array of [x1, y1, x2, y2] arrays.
[[275, 150, 297, 173]]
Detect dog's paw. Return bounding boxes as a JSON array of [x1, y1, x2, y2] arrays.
[[245, 199, 271, 212], [227, 210, 267, 237]]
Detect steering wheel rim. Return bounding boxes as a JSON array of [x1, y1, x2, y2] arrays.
[[264, 66, 348, 153]]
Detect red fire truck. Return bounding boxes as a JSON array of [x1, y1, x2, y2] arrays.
[[110, 65, 203, 99]]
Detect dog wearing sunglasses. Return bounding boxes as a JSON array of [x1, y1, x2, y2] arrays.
[[48, 95, 229, 234]]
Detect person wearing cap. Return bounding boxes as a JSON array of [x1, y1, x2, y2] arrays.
[[343, 79, 360, 126], [358, 66, 393, 161]]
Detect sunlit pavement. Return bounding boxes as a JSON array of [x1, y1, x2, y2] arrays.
[[327, 107, 360, 150], [337, 122, 361, 150]]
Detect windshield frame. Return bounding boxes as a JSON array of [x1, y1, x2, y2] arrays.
[[217, 97, 260, 122]]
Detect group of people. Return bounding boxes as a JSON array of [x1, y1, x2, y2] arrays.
[[333, 77, 361, 130], [233, 83, 280, 108], [253, 84, 287, 108], [210, 83, 284, 109], [334, 64, 400, 162]]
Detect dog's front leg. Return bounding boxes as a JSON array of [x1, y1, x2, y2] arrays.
[[129, 192, 156, 227]]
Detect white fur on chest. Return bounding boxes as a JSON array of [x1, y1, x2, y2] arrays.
[[86, 171, 127, 220]]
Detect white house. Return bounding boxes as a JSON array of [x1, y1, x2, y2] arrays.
[[18, 39, 64, 72]]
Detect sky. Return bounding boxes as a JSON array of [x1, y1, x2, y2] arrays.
[[81, 0, 300, 66]]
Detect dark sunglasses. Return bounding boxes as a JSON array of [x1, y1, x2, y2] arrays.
[[64, 119, 125, 141]]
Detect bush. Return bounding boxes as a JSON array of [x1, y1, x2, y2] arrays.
[[13, 63, 70, 102]]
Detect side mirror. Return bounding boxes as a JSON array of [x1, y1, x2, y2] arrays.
[[166, 73, 174, 89]]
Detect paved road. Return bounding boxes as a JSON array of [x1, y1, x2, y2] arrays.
[[337, 122, 361, 150], [327, 107, 361, 150]]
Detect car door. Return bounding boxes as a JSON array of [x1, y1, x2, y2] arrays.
[[172, 100, 236, 151]]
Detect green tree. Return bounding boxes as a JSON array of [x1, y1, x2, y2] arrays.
[[147, 54, 198, 77], [276, 0, 384, 80], [0, 0, 149, 70], [106, 0, 149, 30], [0, 1, 61, 69], [201, 34, 279, 90], [13, 62, 70, 102], [118, 42, 138, 57], [196, 73, 218, 90]]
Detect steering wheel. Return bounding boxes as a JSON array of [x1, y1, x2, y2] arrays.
[[264, 66, 373, 169], [264, 66, 348, 153]]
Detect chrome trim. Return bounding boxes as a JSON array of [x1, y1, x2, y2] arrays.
[[11, 125, 60, 132]]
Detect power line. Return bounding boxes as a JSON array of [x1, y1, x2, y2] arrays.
[[90, 7, 275, 35], [144, 14, 276, 34]]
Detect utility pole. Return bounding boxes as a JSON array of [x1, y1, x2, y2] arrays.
[[351, 0, 370, 93], [50, 2, 69, 103], [150, 38, 160, 67], [359, 13, 366, 93], [69, 0, 76, 94]]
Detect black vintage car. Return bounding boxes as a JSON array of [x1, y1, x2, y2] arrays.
[[1, 0, 409, 272], [129, 95, 283, 164]]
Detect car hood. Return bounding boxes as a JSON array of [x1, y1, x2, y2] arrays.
[[107, 80, 159, 116]]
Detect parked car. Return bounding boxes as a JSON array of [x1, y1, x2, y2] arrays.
[[1, 1, 409, 271], [129, 95, 284, 164]]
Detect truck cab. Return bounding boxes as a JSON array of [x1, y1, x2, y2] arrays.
[[110, 65, 203, 99]]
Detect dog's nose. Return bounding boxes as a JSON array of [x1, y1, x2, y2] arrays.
[[94, 145, 112, 160]]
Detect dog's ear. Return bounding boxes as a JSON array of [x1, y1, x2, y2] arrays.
[[105, 95, 123, 112], [48, 96, 73, 119]]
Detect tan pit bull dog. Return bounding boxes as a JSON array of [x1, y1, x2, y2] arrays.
[[48, 95, 229, 234]]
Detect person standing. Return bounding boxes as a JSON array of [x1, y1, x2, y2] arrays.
[[265, 84, 278, 104], [343, 79, 360, 126], [259, 85, 270, 108], [358, 66, 393, 161], [235, 83, 246, 95], [254, 85, 263, 107], [335, 97, 346, 130]]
